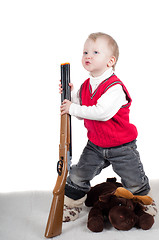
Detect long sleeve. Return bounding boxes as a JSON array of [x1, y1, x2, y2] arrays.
[[69, 84, 127, 121], [71, 89, 80, 105]]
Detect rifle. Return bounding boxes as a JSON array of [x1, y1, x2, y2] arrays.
[[45, 63, 72, 238]]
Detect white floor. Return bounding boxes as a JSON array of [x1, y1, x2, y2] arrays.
[[0, 180, 159, 240]]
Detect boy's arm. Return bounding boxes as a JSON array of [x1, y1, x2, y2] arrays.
[[69, 84, 127, 121], [71, 89, 80, 105], [70, 89, 83, 120]]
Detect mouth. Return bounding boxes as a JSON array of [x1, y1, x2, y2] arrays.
[[85, 61, 91, 65]]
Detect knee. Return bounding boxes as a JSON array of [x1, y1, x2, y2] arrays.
[[69, 173, 90, 191], [68, 166, 90, 192], [69, 166, 81, 183], [69, 165, 85, 184]]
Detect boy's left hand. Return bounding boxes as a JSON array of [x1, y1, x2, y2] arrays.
[[60, 99, 72, 115]]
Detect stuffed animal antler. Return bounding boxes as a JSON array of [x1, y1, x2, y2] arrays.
[[114, 187, 153, 205]]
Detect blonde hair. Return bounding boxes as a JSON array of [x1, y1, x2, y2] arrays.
[[88, 32, 119, 70]]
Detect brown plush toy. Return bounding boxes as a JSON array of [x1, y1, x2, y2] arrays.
[[85, 178, 154, 232]]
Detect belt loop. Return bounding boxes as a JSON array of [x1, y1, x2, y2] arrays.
[[103, 148, 109, 159]]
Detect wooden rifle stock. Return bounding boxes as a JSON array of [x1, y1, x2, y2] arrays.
[[45, 63, 72, 238]]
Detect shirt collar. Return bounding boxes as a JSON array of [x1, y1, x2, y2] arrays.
[[89, 67, 114, 86]]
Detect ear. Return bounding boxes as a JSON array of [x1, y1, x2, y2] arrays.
[[107, 56, 116, 68], [106, 177, 117, 183], [99, 193, 113, 203]]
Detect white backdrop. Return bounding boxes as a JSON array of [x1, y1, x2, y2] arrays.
[[0, 0, 159, 192]]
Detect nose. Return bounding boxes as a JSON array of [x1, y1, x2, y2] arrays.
[[86, 55, 92, 60], [85, 53, 93, 59]]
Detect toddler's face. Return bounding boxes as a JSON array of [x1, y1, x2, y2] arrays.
[[82, 37, 113, 77]]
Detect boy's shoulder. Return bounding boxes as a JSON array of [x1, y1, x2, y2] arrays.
[[109, 74, 123, 84], [81, 74, 126, 90]]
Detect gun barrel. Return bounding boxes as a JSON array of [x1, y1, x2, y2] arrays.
[[61, 63, 72, 158], [61, 63, 71, 102]]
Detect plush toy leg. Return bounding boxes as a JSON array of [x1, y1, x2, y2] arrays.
[[87, 208, 104, 232], [135, 204, 155, 230], [138, 213, 154, 230]]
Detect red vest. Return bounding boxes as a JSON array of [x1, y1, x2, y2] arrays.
[[80, 74, 138, 148]]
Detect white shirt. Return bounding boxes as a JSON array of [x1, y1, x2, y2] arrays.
[[69, 68, 128, 121]]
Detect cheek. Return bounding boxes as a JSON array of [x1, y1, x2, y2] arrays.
[[81, 57, 85, 67], [97, 55, 108, 64], [96, 58, 108, 68]]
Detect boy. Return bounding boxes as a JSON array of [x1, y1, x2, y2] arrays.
[[60, 32, 150, 222]]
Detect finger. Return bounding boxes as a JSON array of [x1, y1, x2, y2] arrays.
[[60, 105, 66, 113], [61, 109, 66, 115], [60, 105, 65, 110], [59, 84, 63, 93], [62, 99, 67, 104], [69, 83, 74, 91]]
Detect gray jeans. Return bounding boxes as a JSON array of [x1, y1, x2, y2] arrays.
[[65, 140, 150, 200]]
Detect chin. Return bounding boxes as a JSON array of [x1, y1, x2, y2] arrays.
[[84, 65, 93, 72]]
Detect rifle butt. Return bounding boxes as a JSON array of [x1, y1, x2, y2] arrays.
[[45, 191, 65, 238]]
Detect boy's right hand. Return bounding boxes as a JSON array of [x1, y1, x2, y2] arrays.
[[59, 81, 74, 94]]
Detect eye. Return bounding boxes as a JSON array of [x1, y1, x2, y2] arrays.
[[94, 51, 99, 54], [83, 51, 88, 55], [119, 203, 122, 206]]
